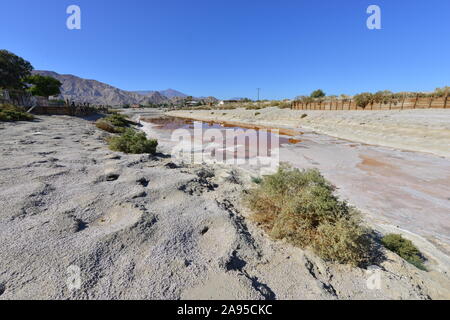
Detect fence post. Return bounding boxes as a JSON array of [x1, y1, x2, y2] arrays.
[[444, 94, 448, 109], [413, 94, 419, 109], [429, 96, 433, 109]]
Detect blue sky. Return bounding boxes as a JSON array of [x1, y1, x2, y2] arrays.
[[1, 0, 449, 99]]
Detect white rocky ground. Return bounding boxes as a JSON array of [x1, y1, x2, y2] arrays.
[[0, 114, 449, 300]]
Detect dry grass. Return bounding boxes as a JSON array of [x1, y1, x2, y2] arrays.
[[245, 164, 372, 266]]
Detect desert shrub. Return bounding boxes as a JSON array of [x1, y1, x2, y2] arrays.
[[104, 114, 129, 127], [108, 128, 158, 154], [0, 104, 34, 122], [251, 176, 262, 184], [277, 101, 292, 109], [353, 93, 374, 109], [381, 234, 426, 270], [220, 105, 238, 110], [245, 105, 263, 110], [95, 120, 124, 133], [245, 164, 371, 266], [433, 86, 450, 97], [96, 113, 137, 133], [313, 215, 371, 265], [296, 96, 314, 104]]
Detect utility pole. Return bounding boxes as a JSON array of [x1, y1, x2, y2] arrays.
[[257, 88, 261, 101]]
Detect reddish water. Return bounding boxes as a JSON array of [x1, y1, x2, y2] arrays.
[[141, 116, 302, 146]]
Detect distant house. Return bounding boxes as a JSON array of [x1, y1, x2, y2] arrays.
[[131, 104, 142, 109]]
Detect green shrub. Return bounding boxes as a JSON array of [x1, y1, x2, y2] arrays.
[[313, 215, 370, 265], [251, 176, 262, 184], [0, 104, 34, 122], [381, 234, 426, 270], [96, 113, 133, 133], [104, 114, 130, 127], [245, 164, 371, 266], [353, 93, 374, 109], [108, 129, 158, 154], [95, 120, 123, 133]]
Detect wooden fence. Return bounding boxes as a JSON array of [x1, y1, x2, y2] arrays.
[[292, 95, 449, 111]]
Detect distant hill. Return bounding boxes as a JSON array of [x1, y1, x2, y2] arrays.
[[33, 70, 214, 106], [33, 71, 167, 106], [133, 89, 188, 99], [159, 89, 188, 99], [132, 90, 157, 96]]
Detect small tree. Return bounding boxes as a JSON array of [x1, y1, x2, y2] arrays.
[[310, 89, 326, 99], [26, 74, 62, 98], [354, 92, 374, 109], [0, 50, 34, 89]]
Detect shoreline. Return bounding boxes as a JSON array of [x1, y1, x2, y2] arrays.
[[167, 108, 450, 159]]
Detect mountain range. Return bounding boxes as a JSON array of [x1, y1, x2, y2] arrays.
[[33, 70, 192, 106], [132, 89, 188, 99]]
